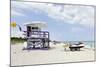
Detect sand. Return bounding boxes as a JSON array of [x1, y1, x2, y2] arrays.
[[11, 43, 95, 66]]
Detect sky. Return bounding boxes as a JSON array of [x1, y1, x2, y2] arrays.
[[11, 1, 95, 41]]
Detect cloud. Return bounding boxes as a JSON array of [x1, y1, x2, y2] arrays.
[[11, 1, 27, 17], [47, 5, 95, 27], [11, 10, 25, 17], [11, 1, 95, 27]]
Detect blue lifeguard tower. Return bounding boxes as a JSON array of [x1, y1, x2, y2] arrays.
[[24, 22, 50, 49]]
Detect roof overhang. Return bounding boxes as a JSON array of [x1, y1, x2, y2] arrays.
[[24, 21, 47, 28]]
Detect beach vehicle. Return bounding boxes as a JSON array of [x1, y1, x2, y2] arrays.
[[69, 42, 84, 51], [23, 22, 50, 49]]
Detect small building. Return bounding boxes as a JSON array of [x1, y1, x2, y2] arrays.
[[24, 22, 50, 49]]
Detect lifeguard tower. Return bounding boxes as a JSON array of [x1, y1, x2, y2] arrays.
[[24, 22, 50, 49]]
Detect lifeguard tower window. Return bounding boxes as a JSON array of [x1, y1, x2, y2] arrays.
[[32, 27, 38, 29], [32, 27, 41, 31]]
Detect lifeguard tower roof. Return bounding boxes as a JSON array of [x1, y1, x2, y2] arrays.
[[24, 21, 47, 28]]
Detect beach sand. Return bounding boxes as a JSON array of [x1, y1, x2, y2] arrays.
[[11, 43, 95, 66]]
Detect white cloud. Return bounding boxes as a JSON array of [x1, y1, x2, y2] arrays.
[[11, 10, 25, 17], [11, 1, 95, 27], [47, 5, 95, 27]]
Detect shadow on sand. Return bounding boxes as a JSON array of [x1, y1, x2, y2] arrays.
[[22, 47, 56, 51], [60, 49, 85, 52]]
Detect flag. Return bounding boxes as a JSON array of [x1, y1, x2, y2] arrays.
[[11, 22, 16, 28]]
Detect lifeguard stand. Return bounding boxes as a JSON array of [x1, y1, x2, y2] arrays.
[[24, 22, 50, 49]]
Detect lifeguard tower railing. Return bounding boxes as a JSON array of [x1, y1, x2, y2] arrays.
[[23, 30, 50, 48], [24, 31, 49, 39]]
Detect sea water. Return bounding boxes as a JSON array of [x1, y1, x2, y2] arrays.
[[83, 41, 95, 49]]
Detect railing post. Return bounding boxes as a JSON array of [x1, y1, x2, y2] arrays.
[[48, 32, 50, 48]]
